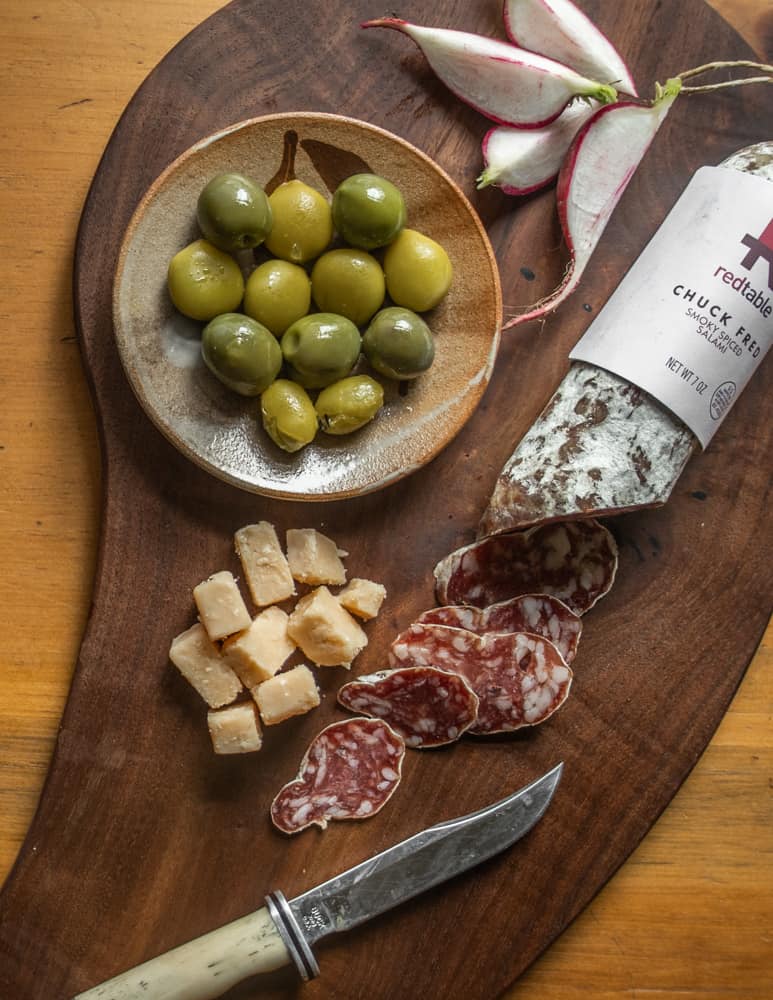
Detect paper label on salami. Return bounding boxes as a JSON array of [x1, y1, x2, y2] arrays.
[[570, 166, 773, 447]]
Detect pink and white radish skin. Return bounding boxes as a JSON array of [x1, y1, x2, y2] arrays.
[[361, 18, 618, 127], [503, 79, 681, 329], [504, 0, 638, 96], [478, 100, 598, 195]]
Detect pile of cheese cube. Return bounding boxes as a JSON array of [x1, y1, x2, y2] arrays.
[[168, 522, 386, 755]]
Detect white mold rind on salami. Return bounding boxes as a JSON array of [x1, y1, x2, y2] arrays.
[[338, 666, 479, 748], [720, 141, 773, 180], [417, 593, 582, 664], [270, 718, 405, 835], [479, 362, 696, 538], [434, 519, 618, 615], [388, 624, 572, 735]]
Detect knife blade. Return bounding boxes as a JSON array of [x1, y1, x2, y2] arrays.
[[73, 762, 562, 1000]]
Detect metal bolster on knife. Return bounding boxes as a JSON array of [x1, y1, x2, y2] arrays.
[[265, 891, 320, 981]]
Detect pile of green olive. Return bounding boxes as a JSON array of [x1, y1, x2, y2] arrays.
[[166, 170, 453, 453]]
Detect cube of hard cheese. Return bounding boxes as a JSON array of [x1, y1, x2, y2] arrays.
[[286, 528, 347, 586], [207, 702, 263, 754], [287, 586, 367, 667], [337, 578, 387, 621], [253, 665, 320, 725], [234, 522, 295, 607], [193, 571, 251, 641], [222, 606, 295, 687], [169, 623, 242, 708]]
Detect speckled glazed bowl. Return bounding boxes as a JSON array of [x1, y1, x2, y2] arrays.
[[113, 112, 502, 500]]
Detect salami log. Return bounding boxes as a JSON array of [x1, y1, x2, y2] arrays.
[[434, 519, 617, 615], [479, 362, 696, 537], [417, 594, 582, 664], [389, 623, 572, 734], [270, 718, 405, 835], [479, 145, 773, 538], [338, 666, 479, 748]]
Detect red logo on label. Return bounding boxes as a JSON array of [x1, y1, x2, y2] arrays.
[[741, 218, 773, 291]]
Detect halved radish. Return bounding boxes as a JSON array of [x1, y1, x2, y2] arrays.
[[503, 79, 681, 329], [478, 100, 597, 195], [361, 18, 617, 127], [503, 0, 637, 95]]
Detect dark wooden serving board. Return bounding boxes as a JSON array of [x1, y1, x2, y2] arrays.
[[1, 1, 770, 997]]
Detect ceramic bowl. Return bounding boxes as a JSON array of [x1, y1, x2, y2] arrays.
[[113, 112, 502, 500]]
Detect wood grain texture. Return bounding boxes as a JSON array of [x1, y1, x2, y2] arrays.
[[0, 1, 770, 998]]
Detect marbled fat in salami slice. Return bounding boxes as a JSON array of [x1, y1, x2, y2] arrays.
[[338, 666, 479, 748], [389, 624, 572, 735], [270, 718, 405, 835], [417, 594, 582, 664], [434, 519, 617, 615], [478, 362, 696, 537]]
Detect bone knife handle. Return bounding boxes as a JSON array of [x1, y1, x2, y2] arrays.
[[71, 905, 291, 1000]]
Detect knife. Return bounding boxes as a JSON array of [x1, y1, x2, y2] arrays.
[[73, 762, 563, 1000]]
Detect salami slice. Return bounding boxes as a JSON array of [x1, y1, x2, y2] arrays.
[[389, 624, 572, 735], [434, 519, 617, 615], [416, 594, 582, 664], [270, 718, 405, 835], [338, 666, 479, 748]]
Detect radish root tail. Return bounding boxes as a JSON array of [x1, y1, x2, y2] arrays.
[[676, 59, 773, 93]]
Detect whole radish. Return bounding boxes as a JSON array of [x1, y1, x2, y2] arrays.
[[503, 79, 681, 329], [361, 18, 617, 127], [504, 0, 638, 95], [478, 100, 598, 195]]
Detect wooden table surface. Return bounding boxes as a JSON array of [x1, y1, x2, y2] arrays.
[[1, 1, 770, 997]]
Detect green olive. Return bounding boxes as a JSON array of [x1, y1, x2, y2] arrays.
[[315, 375, 385, 435], [310, 249, 385, 327], [243, 260, 311, 336], [201, 313, 282, 396], [362, 307, 435, 381], [383, 229, 453, 312], [167, 239, 244, 321], [260, 379, 318, 452], [281, 313, 361, 389], [331, 173, 406, 250], [196, 173, 272, 253], [264, 180, 332, 264]]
